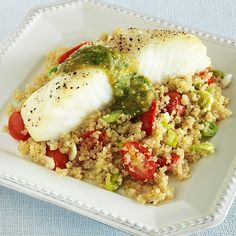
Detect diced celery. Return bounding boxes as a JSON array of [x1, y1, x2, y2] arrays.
[[190, 142, 215, 154], [102, 110, 123, 123], [165, 129, 178, 147], [105, 173, 120, 192], [198, 90, 214, 111]]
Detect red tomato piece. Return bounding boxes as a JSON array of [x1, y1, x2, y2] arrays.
[[58, 41, 90, 64], [197, 69, 215, 85], [140, 100, 157, 136], [156, 157, 167, 168], [165, 90, 186, 116], [121, 141, 157, 181], [157, 153, 180, 168], [207, 76, 215, 85], [8, 111, 30, 141], [46, 147, 69, 169], [79, 130, 108, 150], [197, 69, 208, 77], [170, 153, 180, 163]]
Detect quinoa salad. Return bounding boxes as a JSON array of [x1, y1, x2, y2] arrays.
[[6, 28, 232, 205]]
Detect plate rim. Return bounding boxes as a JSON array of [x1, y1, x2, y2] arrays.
[[1, 0, 236, 235]]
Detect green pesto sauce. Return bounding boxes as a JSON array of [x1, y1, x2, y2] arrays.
[[113, 74, 154, 116], [59, 45, 154, 116], [60, 45, 114, 73]]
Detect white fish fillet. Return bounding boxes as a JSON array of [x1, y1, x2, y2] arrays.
[[21, 68, 112, 141], [22, 28, 212, 142], [107, 28, 211, 82]]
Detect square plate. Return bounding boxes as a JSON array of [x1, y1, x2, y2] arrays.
[[0, 1, 236, 235]]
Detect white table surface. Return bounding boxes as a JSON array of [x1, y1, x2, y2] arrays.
[[0, 0, 236, 235]]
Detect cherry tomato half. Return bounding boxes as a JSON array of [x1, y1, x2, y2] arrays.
[[140, 100, 157, 136], [157, 153, 180, 168], [121, 141, 157, 181], [46, 147, 69, 169], [8, 111, 30, 141], [79, 130, 108, 151], [165, 90, 186, 116], [58, 41, 90, 64]]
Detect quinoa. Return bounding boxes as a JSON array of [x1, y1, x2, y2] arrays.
[[7, 48, 232, 205]]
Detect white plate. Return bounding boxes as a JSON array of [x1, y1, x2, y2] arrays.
[[0, 1, 236, 235]]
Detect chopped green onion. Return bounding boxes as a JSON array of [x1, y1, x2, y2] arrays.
[[198, 90, 214, 111], [211, 69, 225, 78], [190, 142, 215, 154], [48, 66, 58, 77], [165, 129, 178, 147], [105, 173, 120, 192], [111, 173, 119, 182], [201, 122, 218, 138], [102, 110, 123, 123]]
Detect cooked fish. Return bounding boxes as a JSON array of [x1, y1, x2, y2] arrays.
[[107, 28, 211, 82], [21, 28, 212, 142], [21, 68, 112, 141]]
